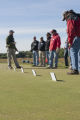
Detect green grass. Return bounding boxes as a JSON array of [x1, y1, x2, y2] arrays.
[[0, 63, 80, 120]]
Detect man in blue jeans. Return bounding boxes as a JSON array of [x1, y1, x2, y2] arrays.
[[31, 36, 39, 66], [62, 10, 80, 74], [48, 29, 61, 69]]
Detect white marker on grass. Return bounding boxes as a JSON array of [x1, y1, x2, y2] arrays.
[[32, 69, 36, 76], [50, 72, 57, 82]]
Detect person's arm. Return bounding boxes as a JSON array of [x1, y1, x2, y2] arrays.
[[67, 19, 75, 47], [6, 36, 10, 47], [56, 36, 61, 53], [31, 42, 35, 52]]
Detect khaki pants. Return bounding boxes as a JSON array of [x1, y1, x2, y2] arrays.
[[39, 51, 45, 66], [7, 48, 19, 68]]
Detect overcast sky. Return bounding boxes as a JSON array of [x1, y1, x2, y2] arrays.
[[0, 0, 80, 53]]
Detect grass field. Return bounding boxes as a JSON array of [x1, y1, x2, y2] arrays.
[[0, 63, 80, 120]]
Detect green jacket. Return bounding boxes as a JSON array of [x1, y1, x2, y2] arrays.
[[6, 35, 17, 51]]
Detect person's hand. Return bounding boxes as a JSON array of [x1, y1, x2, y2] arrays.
[[69, 43, 72, 48], [56, 48, 60, 53], [12, 42, 16, 45]]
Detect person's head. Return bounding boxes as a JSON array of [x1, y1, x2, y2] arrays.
[[9, 30, 14, 35], [40, 37, 43, 42], [46, 32, 51, 39], [33, 36, 36, 41], [50, 29, 57, 35], [62, 9, 75, 21]]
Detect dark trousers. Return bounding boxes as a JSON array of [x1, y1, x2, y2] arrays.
[[64, 49, 69, 66]]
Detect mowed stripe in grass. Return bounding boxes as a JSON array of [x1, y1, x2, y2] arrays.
[[0, 64, 80, 120]]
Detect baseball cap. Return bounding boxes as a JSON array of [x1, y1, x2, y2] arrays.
[[62, 11, 69, 21], [50, 29, 57, 33], [9, 30, 15, 33]]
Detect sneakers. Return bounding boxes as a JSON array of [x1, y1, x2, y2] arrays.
[[67, 70, 79, 75]]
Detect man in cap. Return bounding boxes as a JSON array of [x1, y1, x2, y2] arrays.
[[6, 30, 21, 69], [62, 10, 80, 74], [48, 29, 61, 69]]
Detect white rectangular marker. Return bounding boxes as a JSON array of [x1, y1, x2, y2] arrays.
[[32, 69, 36, 76], [21, 67, 24, 73], [50, 72, 57, 82]]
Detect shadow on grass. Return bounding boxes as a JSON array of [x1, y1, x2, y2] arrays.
[[36, 75, 41, 76], [57, 80, 64, 82], [24, 72, 29, 73]]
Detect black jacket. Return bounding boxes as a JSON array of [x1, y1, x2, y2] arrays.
[[45, 37, 51, 51], [6, 35, 17, 50], [38, 40, 45, 51], [31, 40, 39, 51]]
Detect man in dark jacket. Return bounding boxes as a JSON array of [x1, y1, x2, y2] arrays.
[[31, 36, 39, 66], [62, 10, 80, 74], [38, 37, 46, 67], [6, 30, 21, 69], [45, 32, 51, 65]]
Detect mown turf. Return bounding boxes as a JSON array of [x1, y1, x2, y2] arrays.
[[0, 63, 80, 120]]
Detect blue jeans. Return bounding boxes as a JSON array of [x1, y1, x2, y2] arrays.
[[70, 37, 80, 72], [49, 50, 56, 68], [46, 51, 49, 64], [33, 51, 39, 66], [54, 52, 59, 67]]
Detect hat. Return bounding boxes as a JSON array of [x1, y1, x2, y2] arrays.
[[9, 30, 15, 33], [50, 29, 57, 33], [62, 11, 69, 21]]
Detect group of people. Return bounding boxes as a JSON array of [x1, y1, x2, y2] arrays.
[[6, 9, 80, 75], [31, 30, 61, 68]]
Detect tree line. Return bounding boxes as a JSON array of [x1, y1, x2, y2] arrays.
[[0, 48, 64, 59]]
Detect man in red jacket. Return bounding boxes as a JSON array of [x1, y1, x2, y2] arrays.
[[63, 10, 80, 74], [48, 29, 61, 68]]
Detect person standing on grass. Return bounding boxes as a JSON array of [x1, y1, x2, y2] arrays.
[[45, 32, 51, 65], [48, 29, 61, 69], [64, 39, 69, 67], [6, 30, 21, 69], [38, 37, 46, 67], [31, 36, 39, 66], [62, 10, 80, 75]]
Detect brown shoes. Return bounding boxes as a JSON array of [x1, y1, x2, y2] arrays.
[[67, 70, 79, 75]]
